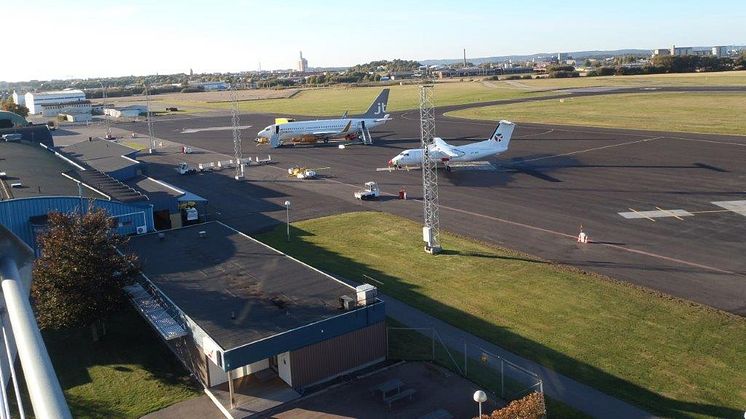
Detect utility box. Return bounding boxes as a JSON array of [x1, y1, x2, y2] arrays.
[[355, 284, 377, 306], [423, 227, 433, 244]]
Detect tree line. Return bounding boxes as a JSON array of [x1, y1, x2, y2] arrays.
[[587, 54, 746, 77]]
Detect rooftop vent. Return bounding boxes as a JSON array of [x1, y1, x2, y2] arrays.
[[339, 295, 356, 311]]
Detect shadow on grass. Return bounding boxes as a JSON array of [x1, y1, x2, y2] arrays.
[[258, 224, 741, 419], [39, 306, 199, 417], [440, 248, 548, 264]]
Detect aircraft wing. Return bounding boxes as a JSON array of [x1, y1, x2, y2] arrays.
[[312, 120, 353, 136], [433, 137, 464, 158]]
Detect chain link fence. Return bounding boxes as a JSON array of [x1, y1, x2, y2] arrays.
[[387, 326, 544, 409]]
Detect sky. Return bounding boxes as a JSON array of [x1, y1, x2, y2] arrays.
[[2, 0, 745, 82]]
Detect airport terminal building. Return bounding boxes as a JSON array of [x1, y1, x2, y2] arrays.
[[126, 222, 386, 414]]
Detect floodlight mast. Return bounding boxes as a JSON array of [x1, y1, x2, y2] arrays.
[[420, 85, 441, 254], [230, 85, 244, 180], [145, 83, 156, 154], [98, 82, 111, 140]]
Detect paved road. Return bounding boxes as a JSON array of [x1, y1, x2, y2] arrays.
[[127, 96, 746, 315]]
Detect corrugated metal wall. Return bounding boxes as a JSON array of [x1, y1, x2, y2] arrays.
[[289, 321, 386, 389], [0, 196, 154, 250]]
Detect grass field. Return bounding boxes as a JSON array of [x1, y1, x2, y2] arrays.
[[112, 71, 746, 117], [503, 70, 746, 90], [149, 83, 552, 116], [42, 308, 200, 418], [448, 92, 746, 135], [258, 212, 746, 418]]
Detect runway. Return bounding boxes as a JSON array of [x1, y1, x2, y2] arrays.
[[125, 93, 746, 315]]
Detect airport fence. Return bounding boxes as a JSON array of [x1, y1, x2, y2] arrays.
[[386, 327, 544, 406]]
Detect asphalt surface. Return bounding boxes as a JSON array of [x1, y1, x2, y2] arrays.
[[125, 90, 746, 316]]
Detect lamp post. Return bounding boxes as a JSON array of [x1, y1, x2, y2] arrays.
[[284, 200, 291, 241], [473, 390, 487, 418]]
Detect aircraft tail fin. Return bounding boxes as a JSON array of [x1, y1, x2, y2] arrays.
[[362, 89, 390, 118], [489, 120, 515, 150]]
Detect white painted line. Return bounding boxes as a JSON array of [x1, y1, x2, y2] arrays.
[[181, 125, 252, 134], [619, 209, 693, 220], [520, 137, 662, 163], [711, 200, 746, 217]]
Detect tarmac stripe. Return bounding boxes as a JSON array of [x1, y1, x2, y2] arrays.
[[518, 137, 662, 163]]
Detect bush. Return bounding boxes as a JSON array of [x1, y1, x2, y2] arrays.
[[548, 70, 579, 78], [477, 392, 546, 419], [546, 65, 576, 73]]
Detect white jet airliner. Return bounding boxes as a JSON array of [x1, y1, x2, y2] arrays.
[[388, 120, 515, 169], [256, 89, 391, 147]]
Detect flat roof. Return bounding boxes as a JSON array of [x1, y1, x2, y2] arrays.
[[127, 222, 358, 350], [0, 141, 105, 200], [60, 138, 139, 173]]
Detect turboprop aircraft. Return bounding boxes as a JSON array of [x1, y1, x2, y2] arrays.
[[256, 89, 391, 147], [388, 120, 515, 170]]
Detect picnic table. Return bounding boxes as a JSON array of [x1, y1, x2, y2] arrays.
[[369, 378, 404, 398], [369, 378, 416, 407]]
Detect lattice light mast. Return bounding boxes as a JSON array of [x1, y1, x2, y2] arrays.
[[420, 85, 441, 254], [98, 82, 111, 139], [230, 85, 244, 180], [145, 83, 157, 154]]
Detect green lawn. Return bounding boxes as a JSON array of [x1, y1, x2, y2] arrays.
[[41, 307, 200, 418], [505, 70, 746, 90], [152, 83, 553, 116], [448, 92, 746, 136], [257, 212, 746, 418]]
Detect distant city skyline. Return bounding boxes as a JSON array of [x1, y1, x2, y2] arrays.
[[3, 0, 745, 82]]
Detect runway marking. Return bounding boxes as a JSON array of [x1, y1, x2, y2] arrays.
[[711, 200, 746, 217], [519, 137, 662, 163], [516, 129, 555, 138], [181, 125, 252, 134], [688, 209, 733, 214], [667, 136, 746, 147], [621, 208, 655, 222], [618, 208, 693, 221], [656, 206, 685, 221]]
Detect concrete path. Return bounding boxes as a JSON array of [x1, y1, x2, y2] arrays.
[[381, 294, 654, 419], [141, 394, 224, 419]]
